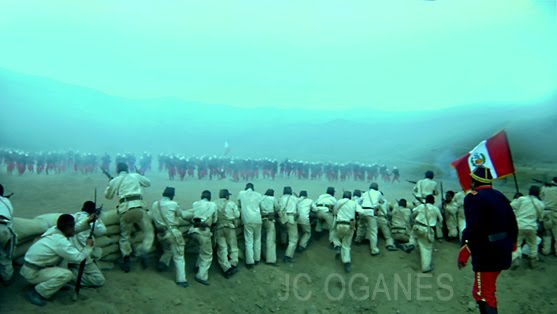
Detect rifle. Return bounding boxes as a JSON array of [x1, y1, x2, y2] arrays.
[[440, 181, 449, 239], [440, 182, 445, 211], [406, 180, 417, 184], [532, 179, 554, 187], [74, 188, 102, 301], [100, 167, 114, 180]]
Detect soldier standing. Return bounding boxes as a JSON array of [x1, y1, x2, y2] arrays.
[[189, 190, 217, 285], [412, 170, 439, 205], [510, 185, 544, 268], [214, 189, 241, 278], [356, 183, 384, 255], [104, 162, 151, 272], [259, 189, 278, 264], [333, 191, 363, 273], [238, 183, 263, 268], [296, 191, 313, 252], [277, 187, 298, 263], [150, 187, 189, 287], [412, 195, 443, 273], [541, 177, 557, 256], [311, 187, 337, 246], [457, 166, 518, 314]]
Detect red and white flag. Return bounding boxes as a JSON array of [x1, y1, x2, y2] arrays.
[[451, 130, 515, 190]]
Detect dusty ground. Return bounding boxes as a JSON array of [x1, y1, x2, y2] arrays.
[[1, 168, 556, 314]]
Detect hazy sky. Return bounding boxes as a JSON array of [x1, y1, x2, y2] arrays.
[[1, 0, 556, 111]]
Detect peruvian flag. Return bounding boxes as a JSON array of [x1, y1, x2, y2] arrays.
[[451, 130, 515, 190], [224, 140, 231, 156]]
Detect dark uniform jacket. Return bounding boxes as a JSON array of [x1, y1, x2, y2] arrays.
[[462, 186, 518, 272]]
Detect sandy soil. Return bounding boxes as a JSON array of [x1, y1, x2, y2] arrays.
[[0, 168, 555, 314]]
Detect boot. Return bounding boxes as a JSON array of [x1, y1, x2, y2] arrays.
[[157, 261, 169, 272], [344, 262, 352, 273], [122, 255, 131, 273], [176, 281, 189, 288], [528, 257, 538, 269], [27, 288, 47, 306], [140, 254, 149, 269]]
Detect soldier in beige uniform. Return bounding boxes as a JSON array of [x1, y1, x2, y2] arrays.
[[214, 189, 240, 278], [104, 162, 151, 272], [511, 186, 544, 268], [412, 195, 443, 273], [356, 183, 384, 255], [444, 191, 461, 239], [541, 178, 557, 256], [69, 201, 107, 288], [390, 199, 416, 252], [150, 187, 188, 287], [296, 191, 313, 252], [238, 183, 263, 268], [189, 190, 217, 285], [413, 171, 440, 205], [277, 186, 298, 263], [311, 187, 337, 245], [376, 195, 396, 251], [333, 191, 363, 273], [21, 214, 95, 306], [0, 184, 16, 286], [259, 189, 278, 264], [443, 190, 466, 240]]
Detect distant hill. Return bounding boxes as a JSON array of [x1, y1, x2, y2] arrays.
[[1, 68, 556, 167]]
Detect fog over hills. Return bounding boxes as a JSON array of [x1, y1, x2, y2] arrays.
[[1, 68, 556, 170]]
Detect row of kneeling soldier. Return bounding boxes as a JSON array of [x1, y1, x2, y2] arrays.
[[2, 170, 557, 311]]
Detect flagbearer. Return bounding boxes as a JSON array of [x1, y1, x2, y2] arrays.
[[458, 166, 518, 314]]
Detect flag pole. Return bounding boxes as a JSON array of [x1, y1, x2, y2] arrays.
[[502, 130, 520, 195]]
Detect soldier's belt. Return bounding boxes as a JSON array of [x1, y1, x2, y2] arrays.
[[336, 221, 351, 225], [24, 261, 51, 270], [488, 232, 508, 242], [119, 194, 143, 204], [415, 221, 432, 228]]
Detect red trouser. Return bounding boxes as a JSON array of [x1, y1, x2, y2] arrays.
[[472, 271, 500, 307]]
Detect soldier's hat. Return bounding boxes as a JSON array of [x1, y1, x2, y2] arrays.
[[163, 187, 175, 196], [470, 166, 493, 184], [219, 189, 232, 198]]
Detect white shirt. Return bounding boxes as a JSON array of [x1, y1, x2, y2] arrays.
[[391, 205, 411, 230], [150, 197, 181, 229], [413, 204, 443, 227], [359, 189, 384, 216], [0, 196, 14, 224], [511, 196, 544, 230], [105, 171, 151, 213], [297, 197, 313, 225], [25, 227, 93, 266], [259, 196, 277, 215], [192, 199, 218, 227], [215, 198, 240, 228], [541, 185, 557, 211], [413, 178, 439, 199], [312, 194, 337, 212], [334, 199, 363, 223], [71, 211, 107, 251], [238, 189, 263, 224], [278, 195, 298, 214]]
